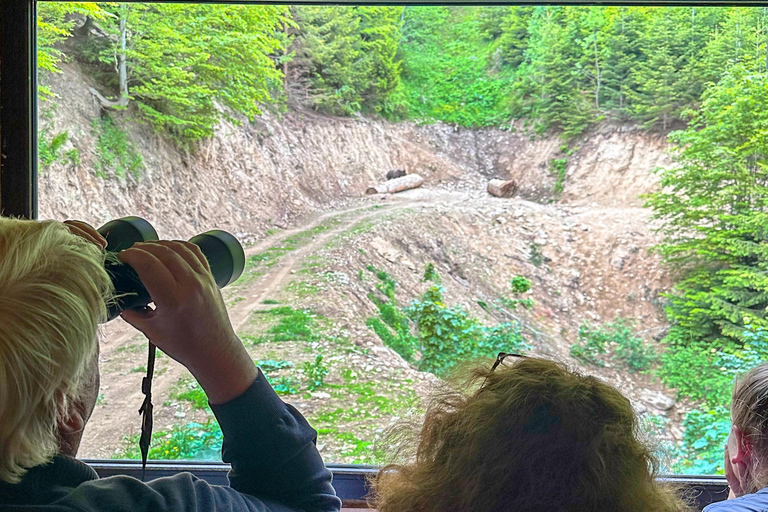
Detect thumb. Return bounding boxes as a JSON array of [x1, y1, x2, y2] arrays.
[[120, 306, 157, 333]]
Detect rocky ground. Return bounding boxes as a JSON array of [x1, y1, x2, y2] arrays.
[[39, 59, 684, 465]]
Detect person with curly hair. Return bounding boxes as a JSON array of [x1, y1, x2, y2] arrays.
[[371, 354, 691, 512]]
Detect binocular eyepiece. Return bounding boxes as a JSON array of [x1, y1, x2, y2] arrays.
[[98, 217, 245, 321]]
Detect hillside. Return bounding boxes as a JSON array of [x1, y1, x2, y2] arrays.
[[38, 61, 684, 463]]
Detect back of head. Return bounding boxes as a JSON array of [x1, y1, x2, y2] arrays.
[[372, 357, 689, 512], [731, 362, 768, 493], [0, 218, 112, 483]]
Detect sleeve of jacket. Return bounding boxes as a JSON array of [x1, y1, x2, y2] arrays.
[[208, 369, 341, 512], [63, 370, 341, 512]]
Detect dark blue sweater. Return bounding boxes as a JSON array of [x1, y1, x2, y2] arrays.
[[0, 371, 342, 512]]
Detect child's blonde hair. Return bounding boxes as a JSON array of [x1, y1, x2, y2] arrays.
[[0, 218, 113, 483]]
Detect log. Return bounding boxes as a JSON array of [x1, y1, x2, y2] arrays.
[[366, 174, 424, 195], [487, 179, 518, 198]]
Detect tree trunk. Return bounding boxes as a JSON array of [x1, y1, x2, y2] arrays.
[[593, 30, 601, 110], [487, 179, 518, 198], [366, 174, 424, 195], [90, 4, 130, 110]]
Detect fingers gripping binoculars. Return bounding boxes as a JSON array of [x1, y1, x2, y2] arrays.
[[97, 217, 246, 321]]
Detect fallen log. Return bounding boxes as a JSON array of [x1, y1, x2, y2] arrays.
[[366, 174, 424, 195], [487, 178, 518, 198]]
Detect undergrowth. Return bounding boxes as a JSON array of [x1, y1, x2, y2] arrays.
[[570, 318, 657, 372], [92, 116, 144, 179], [365, 264, 530, 376]]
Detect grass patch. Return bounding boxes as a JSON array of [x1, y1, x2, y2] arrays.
[[172, 380, 209, 410], [285, 280, 321, 296], [117, 342, 145, 354], [249, 307, 320, 343], [262, 299, 280, 305]]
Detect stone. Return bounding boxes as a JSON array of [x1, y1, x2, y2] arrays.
[[639, 389, 676, 411]]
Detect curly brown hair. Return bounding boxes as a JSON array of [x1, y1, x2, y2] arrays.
[[371, 357, 690, 512]]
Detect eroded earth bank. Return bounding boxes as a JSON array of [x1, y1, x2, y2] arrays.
[[39, 62, 683, 463]]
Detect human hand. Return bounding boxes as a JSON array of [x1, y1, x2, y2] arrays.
[[64, 220, 107, 249], [117, 241, 257, 404]]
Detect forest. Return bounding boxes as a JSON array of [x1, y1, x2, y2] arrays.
[[38, 3, 768, 473]]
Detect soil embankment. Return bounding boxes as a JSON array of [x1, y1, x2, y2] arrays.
[[38, 61, 682, 461]]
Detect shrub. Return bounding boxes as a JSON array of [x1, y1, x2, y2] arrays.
[[571, 318, 656, 372], [38, 129, 69, 167], [303, 354, 329, 391], [92, 116, 144, 178], [672, 406, 730, 475]]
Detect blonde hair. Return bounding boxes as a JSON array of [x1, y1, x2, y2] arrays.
[[371, 358, 691, 512], [0, 217, 113, 483], [731, 362, 768, 494]]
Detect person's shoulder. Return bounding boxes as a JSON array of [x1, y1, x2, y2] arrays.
[[705, 489, 768, 512]]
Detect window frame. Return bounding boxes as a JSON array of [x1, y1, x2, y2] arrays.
[[0, 0, 749, 506]]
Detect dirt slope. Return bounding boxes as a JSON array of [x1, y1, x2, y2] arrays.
[[37, 61, 685, 461]]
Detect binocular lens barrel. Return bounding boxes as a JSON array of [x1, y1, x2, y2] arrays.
[[98, 217, 245, 321]]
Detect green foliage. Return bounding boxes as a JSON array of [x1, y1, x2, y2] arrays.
[[672, 406, 731, 474], [267, 375, 300, 395], [114, 420, 222, 460], [406, 283, 529, 375], [173, 382, 209, 410], [365, 266, 418, 362], [648, 66, 768, 350], [92, 116, 144, 178], [77, 4, 289, 145], [266, 307, 316, 341], [500, 275, 535, 310], [422, 262, 441, 283], [38, 129, 69, 167], [657, 326, 768, 405], [550, 157, 568, 195], [365, 265, 529, 374], [303, 354, 329, 391], [256, 359, 294, 372], [37, 3, 106, 99], [396, 7, 512, 126], [571, 318, 656, 371], [510, 275, 531, 294], [290, 6, 402, 116]]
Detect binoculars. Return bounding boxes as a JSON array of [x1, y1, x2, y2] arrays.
[[98, 217, 245, 321]]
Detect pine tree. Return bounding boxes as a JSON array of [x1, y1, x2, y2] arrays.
[[647, 65, 768, 348]]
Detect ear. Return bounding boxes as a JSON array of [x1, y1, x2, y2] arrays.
[[731, 425, 753, 466], [58, 399, 88, 456]]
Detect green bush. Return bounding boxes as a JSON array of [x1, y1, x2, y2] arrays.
[[303, 354, 329, 391], [549, 157, 567, 195], [571, 318, 656, 372], [406, 282, 529, 376], [92, 116, 144, 179], [38, 129, 69, 167], [365, 265, 529, 375], [266, 375, 299, 395], [672, 406, 730, 475]]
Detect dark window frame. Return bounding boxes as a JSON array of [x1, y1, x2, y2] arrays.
[[0, 0, 752, 507]]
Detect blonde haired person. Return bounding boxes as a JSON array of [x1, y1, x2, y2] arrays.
[[0, 217, 340, 512], [706, 362, 768, 511], [371, 355, 692, 512]]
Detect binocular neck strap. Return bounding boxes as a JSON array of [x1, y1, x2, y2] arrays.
[[138, 343, 156, 480]]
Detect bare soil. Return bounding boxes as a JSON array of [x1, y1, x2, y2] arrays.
[[38, 61, 685, 462]]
